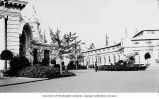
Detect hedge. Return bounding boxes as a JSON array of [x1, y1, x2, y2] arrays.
[[18, 64, 60, 78], [98, 64, 147, 71], [18, 64, 76, 78]]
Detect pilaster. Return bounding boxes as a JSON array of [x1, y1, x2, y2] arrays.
[[0, 15, 6, 71]]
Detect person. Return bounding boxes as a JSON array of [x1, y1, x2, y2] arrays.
[[95, 61, 98, 72]]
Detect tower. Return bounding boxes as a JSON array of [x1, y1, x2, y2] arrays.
[[105, 33, 109, 46], [125, 27, 128, 37]]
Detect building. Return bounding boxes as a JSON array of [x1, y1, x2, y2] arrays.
[[82, 30, 159, 69], [0, 0, 54, 71], [82, 43, 123, 68]]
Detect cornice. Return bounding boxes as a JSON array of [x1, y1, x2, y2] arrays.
[[0, 9, 20, 17], [0, 0, 27, 10]]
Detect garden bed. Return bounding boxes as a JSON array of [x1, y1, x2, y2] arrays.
[[5, 64, 76, 79], [98, 64, 147, 71]]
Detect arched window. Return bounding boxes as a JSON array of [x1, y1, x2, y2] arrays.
[[134, 52, 139, 56]]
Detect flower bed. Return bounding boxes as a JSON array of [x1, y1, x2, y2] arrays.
[[18, 64, 75, 78], [98, 64, 147, 71]]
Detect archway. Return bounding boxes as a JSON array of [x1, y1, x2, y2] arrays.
[[144, 52, 151, 60], [19, 23, 32, 58]]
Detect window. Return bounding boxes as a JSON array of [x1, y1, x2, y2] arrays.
[[99, 57, 102, 64], [114, 55, 116, 62], [109, 56, 111, 63], [104, 56, 106, 64]]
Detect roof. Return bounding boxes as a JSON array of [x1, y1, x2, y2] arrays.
[[1, 0, 28, 4], [132, 30, 159, 41], [82, 43, 121, 53], [133, 30, 159, 38]]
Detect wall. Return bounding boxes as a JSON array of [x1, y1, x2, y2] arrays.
[[7, 16, 20, 55]]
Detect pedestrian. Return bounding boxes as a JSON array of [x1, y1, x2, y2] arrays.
[[95, 61, 98, 72]]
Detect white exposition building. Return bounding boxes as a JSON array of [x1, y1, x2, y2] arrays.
[[0, 0, 54, 71], [82, 30, 159, 68]]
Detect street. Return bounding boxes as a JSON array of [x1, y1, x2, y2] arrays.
[[0, 69, 159, 93]]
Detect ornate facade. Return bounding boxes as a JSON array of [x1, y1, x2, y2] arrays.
[[0, 0, 53, 71]]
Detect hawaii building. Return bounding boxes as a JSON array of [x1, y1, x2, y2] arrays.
[[82, 30, 159, 68], [0, 0, 54, 71]]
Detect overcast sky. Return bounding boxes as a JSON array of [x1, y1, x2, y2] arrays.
[[22, 0, 159, 50]]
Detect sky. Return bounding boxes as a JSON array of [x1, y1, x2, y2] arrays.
[[22, 0, 159, 50]]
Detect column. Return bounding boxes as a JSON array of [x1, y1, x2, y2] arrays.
[[0, 16, 5, 70]]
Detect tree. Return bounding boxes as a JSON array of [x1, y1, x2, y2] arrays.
[[0, 50, 13, 71], [88, 43, 95, 50], [129, 56, 135, 61], [49, 28, 84, 73]]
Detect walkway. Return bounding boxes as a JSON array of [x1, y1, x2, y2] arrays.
[[0, 69, 159, 93]]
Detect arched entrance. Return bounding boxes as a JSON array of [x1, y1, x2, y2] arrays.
[[19, 23, 32, 58], [144, 52, 151, 60]]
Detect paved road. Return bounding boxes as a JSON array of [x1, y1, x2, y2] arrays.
[[0, 69, 159, 93]]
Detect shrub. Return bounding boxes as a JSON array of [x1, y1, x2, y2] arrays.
[[41, 58, 49, 66], [67, 60, 87, 70], [88, 65, 94, 69], [18, 64, 60, 78], [51, 60, 56, 64], [67, 61, 75, 70], [0, 50, 13, 60], [54, 64, 60, 68], [7, 56, 30, 76], [18, 56, 31, 67], [129, 56, 135, 61], [118, 60, 124, 65], [98, 63, 147, 71], [78, 64, 87, 69]]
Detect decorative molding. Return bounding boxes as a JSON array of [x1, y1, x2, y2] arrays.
[[7, 44, 19, 46], [146, 40, 152, 44], [134, 42, 139, 44], [0, 10, 20, 17]]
